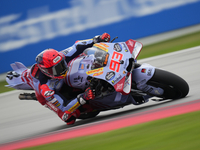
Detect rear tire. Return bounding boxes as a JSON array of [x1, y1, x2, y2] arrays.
[[147, 68, 189, 99]]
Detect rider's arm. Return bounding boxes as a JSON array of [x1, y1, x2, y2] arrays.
[[60, 33, 110, 63]]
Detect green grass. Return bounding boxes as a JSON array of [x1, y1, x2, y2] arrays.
[[137, 31, 200, 59], [23, 110, 200, 150], [1, 31, 200, 94], [0, 80, 15, 93]]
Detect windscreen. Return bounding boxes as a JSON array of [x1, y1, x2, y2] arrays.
[[83, 47, 109, 70]]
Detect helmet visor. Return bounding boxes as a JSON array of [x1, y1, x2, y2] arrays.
[[45, 59, 68, 78]]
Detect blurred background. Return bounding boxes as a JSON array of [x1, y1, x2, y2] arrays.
[[0, 1, 200, 148], [1, 0, 200, 74]]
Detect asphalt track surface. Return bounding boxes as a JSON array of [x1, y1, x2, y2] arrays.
[[0, 46, 200, 148]]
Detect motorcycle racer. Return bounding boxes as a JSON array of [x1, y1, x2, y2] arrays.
[[6, 35, 189, 125], [20, 33, 110, 125]]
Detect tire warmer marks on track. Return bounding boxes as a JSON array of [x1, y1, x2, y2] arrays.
[[1, 99, 200, 150]]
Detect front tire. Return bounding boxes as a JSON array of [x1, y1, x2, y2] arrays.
[[147, 68, 189, 99]]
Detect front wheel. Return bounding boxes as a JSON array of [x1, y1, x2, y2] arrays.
[[147, 68, 189, 99]]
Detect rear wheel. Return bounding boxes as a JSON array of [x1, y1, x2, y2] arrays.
[[147, 68, 189, 99]]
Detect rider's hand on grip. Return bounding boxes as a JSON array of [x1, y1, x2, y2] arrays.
[[89, 78, 102, 96], [77, 87, 95, 105], [83, 87, 95, 100], [93, 33, 110, 43], [100, 33, 110, 42]]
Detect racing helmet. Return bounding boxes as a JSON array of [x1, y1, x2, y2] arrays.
[[36, 49, 68, 79]]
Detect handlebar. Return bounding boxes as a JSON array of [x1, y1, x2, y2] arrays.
[[110, 36, 118, 43]]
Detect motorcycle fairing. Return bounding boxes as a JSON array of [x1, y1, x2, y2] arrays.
[[125, 39, 143, 59], [132, 63, 164, 96], [88, 91, 134, 110], [65, 55, 93, 90], [88, 42, 132, 94], [66, 43, 126, 92], [5, 62, 33, 90], [66, 40, 142, 95]]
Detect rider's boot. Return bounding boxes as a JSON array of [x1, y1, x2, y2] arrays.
[[66, 109, 81, 125], [131, 95, 151, 105]]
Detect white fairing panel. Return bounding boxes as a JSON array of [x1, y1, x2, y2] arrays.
[[132, 63, 155, 84], [5, 62, 33, 90], [132, 41, 143, 59], [122, 74, 132, 94], [132, 63, 164, 96]]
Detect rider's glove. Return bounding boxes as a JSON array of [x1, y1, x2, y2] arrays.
[[77, 87, 95, 105], [93, 33, 110, 43], [100, 33, 110, 42], [83, 87, 95, 100]]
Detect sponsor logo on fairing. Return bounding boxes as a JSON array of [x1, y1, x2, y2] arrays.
[[93, 71, 103, 76], [79, 64, 85, 70], [74, 76, 83, 85], [105, 71, 115, 80], [147, 68, 152, 76], [112, 74, 122, 84], [127, 40, 134, 47], [114, 43, 122, 52], [121, 43, 129, 52], [86, 67, 103, 75], [124, 79, 130, 88], [116, 83, 123, 90], [125, 40, 136, 54], [141, 68, 146, 73]]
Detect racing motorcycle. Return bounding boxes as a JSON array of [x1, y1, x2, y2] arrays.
[[6, 38, 189, 119]]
